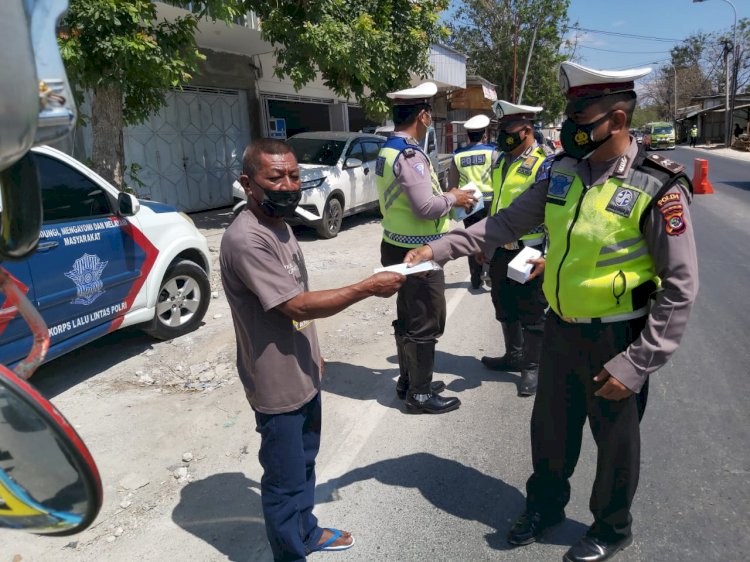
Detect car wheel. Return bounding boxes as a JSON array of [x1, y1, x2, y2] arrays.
[[143, 259, 210, 340], [316, 197, 343, 239]]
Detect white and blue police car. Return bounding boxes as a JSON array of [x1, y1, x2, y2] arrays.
[[0, 146, 212, 367]]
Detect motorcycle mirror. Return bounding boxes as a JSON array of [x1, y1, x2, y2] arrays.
[[0, 365, 102, 535], [0, 152, 44, 260]]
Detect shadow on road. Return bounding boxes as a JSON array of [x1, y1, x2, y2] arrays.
[[172, 472, 270, 562], [723, 180, 750, 192], [322, 348, 525, 408], [190, 206, 236, 231], [316, 452, 587, 550], [30, 327, 157, 399]]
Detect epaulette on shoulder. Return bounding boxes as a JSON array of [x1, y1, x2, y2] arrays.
[[553, 151, 567, 162], [403, 147, 416, 158], [641, 153, 685, 177]]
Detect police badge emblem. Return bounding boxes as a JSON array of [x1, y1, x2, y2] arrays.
[[605, 187, 640, 217], [65, 253, 108, 305]]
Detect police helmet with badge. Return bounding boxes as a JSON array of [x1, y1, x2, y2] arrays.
[[388, 81, 437, 128], [492, 100, 543, 152]]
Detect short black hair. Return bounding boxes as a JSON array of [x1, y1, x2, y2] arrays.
[[467, 130, 485, 142], [242, 138, 295, 177], [392, 103, 431, 127]]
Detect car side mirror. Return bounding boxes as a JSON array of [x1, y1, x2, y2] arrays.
[[344, 157, 362, 169], [0, 153, 43, 260], [117, 191, 140, 217], [0, 365, 102, 535]]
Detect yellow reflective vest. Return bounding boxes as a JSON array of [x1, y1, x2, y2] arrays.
[[453, 143, 495, 202], [492, 145, 550, 244], [376, 136, 449, 248], [543, 154, 680, 319]]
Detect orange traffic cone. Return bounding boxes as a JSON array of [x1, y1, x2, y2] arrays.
[[692, 158, 714, 194]]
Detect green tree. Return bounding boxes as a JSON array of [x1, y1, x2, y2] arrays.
[[60, 0, 448, 190], [447, 0, 571, 125]]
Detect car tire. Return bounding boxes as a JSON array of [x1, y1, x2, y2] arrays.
[[316, 197, 343, 239], [143, 259, 210, 340]]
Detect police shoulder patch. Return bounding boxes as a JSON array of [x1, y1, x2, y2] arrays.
[[645, 154, 684, 176], [661, 204, 687, 236]]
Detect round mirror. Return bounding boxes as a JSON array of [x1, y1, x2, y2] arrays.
[[0, 365, 102, 535]]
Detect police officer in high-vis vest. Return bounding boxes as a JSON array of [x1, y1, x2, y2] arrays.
[[480, 100, 553, 397], [448, 114, 495, 288], [404, 62, 698, 561], [376, 82, 476, 414]]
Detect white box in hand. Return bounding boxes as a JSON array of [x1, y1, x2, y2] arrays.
[[507, 246, 542, 284], [450, 182, 484, 221]]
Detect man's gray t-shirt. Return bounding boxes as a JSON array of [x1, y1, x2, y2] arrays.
[[220, 209, 321, 414]]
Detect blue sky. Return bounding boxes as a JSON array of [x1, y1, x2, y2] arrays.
[[566, 0, 750, 70]]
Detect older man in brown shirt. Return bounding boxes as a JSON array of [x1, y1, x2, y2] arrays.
[[221, 138, 403, 561]]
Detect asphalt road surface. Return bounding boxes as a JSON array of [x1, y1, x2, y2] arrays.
[[6, 147, 749, 562]]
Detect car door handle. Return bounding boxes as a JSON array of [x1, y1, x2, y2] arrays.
[[37, 240, 59, 252], [363, 167, 370, 175]]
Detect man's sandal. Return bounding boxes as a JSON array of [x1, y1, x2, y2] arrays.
[[311, 528, 355, 552]]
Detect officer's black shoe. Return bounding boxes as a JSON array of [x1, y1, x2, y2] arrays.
[[518, 368, 538, 396], [481, 354, 524, 372], [405, 392, 460, 414], [563, 534, 633, 562], [395, 379, 446, 400], [507, 510, 565, 546]]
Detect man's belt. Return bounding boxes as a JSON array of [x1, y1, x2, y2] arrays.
[[558, 306, 649, 325], [502, 236, 545, 251], [384, 230, 444, 246]]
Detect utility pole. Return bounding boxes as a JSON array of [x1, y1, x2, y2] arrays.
[[517, 22, 539, 105], [512, 15, 518, 102], [723, 40, 731, 147]]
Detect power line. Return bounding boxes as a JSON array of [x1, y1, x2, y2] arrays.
[[572, 26, 682, 43], [578, 45, 674, 55], [611, 58, 672, 71]]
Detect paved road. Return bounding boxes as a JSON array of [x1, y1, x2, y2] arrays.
[[313, 147, 750, 562], [7, 150, 749, 561]]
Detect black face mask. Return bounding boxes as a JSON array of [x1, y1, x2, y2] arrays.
[[256, 186, 301, 218], [560, 111, 613, 159], [497, 129, 524, 151]]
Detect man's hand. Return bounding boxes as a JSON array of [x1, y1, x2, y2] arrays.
[[448, 187, 478, 210], [474, 252, 487, 266], [403, 245, 434, 267], [526, 257, 546, 281], [364, 271, 405, 297], [593, 369, 633, 401]]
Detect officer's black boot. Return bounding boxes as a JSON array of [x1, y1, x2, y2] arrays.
[[404, 342, 460, 414], [481, 321, 524, 371], [518, 327, 543, 397], [468, 255, 482, 289], [393, 323, 445, 399]]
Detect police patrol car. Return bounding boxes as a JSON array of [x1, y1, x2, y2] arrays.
[[0, 146, 212, 368]]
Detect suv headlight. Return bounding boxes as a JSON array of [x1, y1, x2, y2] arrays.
[[301, 177, 325, 190]]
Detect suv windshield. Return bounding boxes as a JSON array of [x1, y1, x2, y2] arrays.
[[288, 137, 346, 166], [654, 127, 674, 135]]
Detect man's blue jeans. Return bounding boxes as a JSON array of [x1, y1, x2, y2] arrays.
[[255, 393, 323, 562]]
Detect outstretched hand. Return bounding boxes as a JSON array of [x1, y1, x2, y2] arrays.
[[365, 271, 405, 298], [449, 187, 479, 210], [403, 245, 434, 267]]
